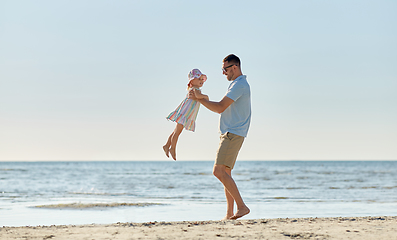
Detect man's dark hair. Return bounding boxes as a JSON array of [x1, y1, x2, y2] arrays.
[[223, 54, 241, 66]]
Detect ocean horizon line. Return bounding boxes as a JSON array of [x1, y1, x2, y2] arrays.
[[0, 159, 396, 162]]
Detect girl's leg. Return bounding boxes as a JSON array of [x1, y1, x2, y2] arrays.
[[163, 132, 174, 158], [169, 123, 184, 160]]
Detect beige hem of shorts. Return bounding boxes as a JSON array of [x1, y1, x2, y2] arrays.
[[215, 132, 245, 169]]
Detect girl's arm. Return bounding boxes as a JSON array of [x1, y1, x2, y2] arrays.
[[192, 89, 209, 100]]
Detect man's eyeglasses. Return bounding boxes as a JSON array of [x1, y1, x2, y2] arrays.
[[222, 64, 236, 73]]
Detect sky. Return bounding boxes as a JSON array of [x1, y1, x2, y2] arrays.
[[0, 0, 396, 161]]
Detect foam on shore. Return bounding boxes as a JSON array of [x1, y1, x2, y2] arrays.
[[33, 202, 163, 209]]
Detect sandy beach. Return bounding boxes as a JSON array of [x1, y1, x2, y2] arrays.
[[1, 216, 396, 239]]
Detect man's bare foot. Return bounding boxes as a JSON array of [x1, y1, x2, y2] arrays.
[[163, 145, 170, 158], [221, 215, 233, 221], [229, 206, 250, 220], [169, 147, 176, 161]]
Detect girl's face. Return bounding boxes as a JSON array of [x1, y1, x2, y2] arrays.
[[190, 75, 205, 88]]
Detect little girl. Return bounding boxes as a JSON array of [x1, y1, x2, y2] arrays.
[[163, 69, 209, 160]]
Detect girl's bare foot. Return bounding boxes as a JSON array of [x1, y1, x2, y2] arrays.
[[169, 147, 176, 161], [163, 145, 170, 158], [229, 206, 250, 220]]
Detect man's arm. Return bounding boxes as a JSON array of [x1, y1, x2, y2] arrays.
[[198, 96, 234, 114], [189, 89, 234, 114]]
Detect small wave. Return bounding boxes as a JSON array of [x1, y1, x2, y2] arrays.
[[346, 186, 381, 189], [33, 202, 164, 209], [69, 192, 109, 196], [183, 172, 210, 175], [352, 199, 387, 203], [68, 191, 130, 196], [249, 177, 271, 181], [361, 186, 378, 189], [234, 173, 249, 176], [296, 176, 309, 180], [191, 196, 204, 199], [342, 179, 358, 182], [274, 171, 292, 175], [295, 200, 326, 203], [0, 168, 27, 172]]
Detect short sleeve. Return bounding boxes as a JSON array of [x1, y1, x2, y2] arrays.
[[226, 81, 244, 101]]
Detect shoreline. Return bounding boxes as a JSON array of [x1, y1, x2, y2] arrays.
[[1, 216, 396, 239]]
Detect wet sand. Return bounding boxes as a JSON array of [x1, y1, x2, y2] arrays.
[[1, 216, 396, 239]]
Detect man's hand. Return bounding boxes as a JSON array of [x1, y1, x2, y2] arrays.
[[189, 89, 209, 100], [188, 89, 198, 100], [189, 89, 232, 114]]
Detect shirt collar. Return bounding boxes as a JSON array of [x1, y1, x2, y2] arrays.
[[233, 75, 246, 82]]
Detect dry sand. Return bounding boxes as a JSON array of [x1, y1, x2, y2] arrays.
[[1, 216, 396, 239]]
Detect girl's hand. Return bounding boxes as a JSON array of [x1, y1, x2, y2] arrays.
[[188, 89, 198, 100], [193, 89, 203, 98], [192, 89, 209, 100]]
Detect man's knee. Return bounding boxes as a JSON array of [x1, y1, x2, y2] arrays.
[[213, 165, 228, 180]]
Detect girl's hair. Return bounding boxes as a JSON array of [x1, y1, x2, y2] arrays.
[[188, 80, 194, 89]]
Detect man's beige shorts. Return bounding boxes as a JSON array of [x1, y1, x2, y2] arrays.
[[215, 132, 245, 169]]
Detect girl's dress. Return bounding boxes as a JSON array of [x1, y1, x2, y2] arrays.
[[166, 88, 200, 132]]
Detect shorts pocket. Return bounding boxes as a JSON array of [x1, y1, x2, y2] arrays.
[[226, 132, 232, 140]]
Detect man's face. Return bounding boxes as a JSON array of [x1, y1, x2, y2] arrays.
[[222, 61, 235, 81]]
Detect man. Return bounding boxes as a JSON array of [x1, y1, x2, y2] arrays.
[[189, 54, 251, 220]]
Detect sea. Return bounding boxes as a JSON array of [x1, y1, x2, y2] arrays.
[[1, 161, 396, 227]]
